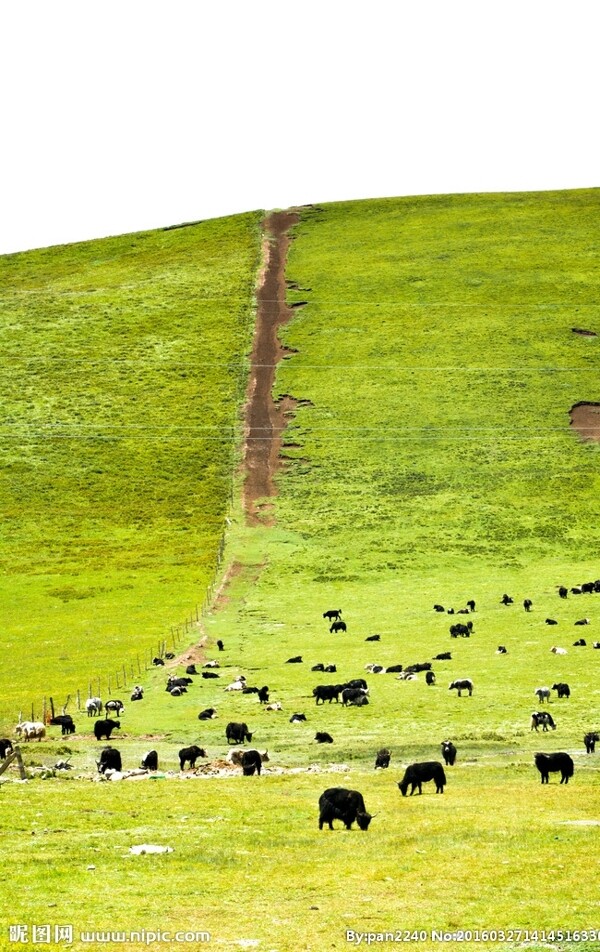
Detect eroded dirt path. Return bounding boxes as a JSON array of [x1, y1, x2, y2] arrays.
[[243, 210, 300, 525]]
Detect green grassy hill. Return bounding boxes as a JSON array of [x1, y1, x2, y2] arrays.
[[0, 212, 262, 720]]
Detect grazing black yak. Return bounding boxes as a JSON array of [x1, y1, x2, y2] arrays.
[[318, 788, 372, 830], [398, 762, 446, 795], [534, 752, 574, 784]]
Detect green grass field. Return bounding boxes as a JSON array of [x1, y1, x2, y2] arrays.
[[2, 189, 600, 951]]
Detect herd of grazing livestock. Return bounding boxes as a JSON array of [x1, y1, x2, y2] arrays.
[[2, 580, 599, 828]]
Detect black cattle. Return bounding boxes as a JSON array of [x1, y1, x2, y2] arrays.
[[169, 687, 187, 696], [496, 646, 508, 654], [216, 640, 224, 651], [501, 594, 513, 605], [535, 752, 574, 784], [311, 663, 325, 671], [434, 652, 452, 661], [104, 699, 125, 717], [0, 739, 14, 759], [581, 581, 595, 594], [198, 708, 217, 720], [323, 610, 342, 622], [345, 678, 368, 690], [286, 656, 303, 664], [573, 639, 587, 646], [342, 687, 368, 706], [398, 761, 446, 795], [466, 600, 476, 612], [315, 732, 334, 744], [313, 684, 342, 705], [318, 788, 372, 830], [524, 599, 533, 612], [97, 747, 122, 774], [558, 586, 568, 599], [449, 679, 473, 697], [450, 623, 472, 638], [226, 722, 253, 744], [152, 657, 165, 666], [130, 686, 144, 701], [186, 664, 197, 675], [584, 732, 599, 753], [141, 750, 158, 771], [375, 748, 391, 769], [571, 587, 582, 595], [552, 682, 571, 698], [167, 677, 193, 690], [545, 618, 559, 625], [178, 745, 207, 770], [457, 608, 470, 615], [405, 662, 432, 673], [594, 642, 600, 649], [386, 664, 403, 673], [441, 741, 456, 766], [330, 621, 347, 633], [324, 664, 337, 673], [202, 671, 220, 679], [531, 712, 556, 732], [426, 671, 436, 685], [258, 686, 270, 704], [447, 608, 455, 614], [365, 634, 380, 642], [94, 719, 120, 741], [290, 713, 306, 723], [50, 715, 75, 735], [433, 604, 445, 613], [164, 652, 175, 660], [242, 686, 259, 694], [241, 749, 263, 776]]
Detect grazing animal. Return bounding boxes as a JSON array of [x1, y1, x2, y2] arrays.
[[313, 684, 342, 705], [265, 702, 282, 711], [581, 581, 595, 594], [286, 656, 303, 664], [15, 721, 46, 742], [198, 708, 218, 720], [202, 671, 220, 679], [558, 586, 568, 599], [227, 748, 269, 767], [434, 652, 452, 661], [130, 686, 144, 701], [164, 652, 175, 660], [345, 678, 368, 690], [375, 748, 391, 769], [501, 594, 514, 605], [324, 664, 337, 673], [342, 687, 369, 706], [396, 672, 417, 681], [0, 739, 14, 758], [466, 600, 476, 612], [86, 697, 102, 717], [551, 646, 567, 655], [330, 621, 347, 633], [203, 660, 219, 668], [49, 715, 75, 735], [323, 610, 342, 622], [535, 752, 574, 784], [216, 640, 224, 651], [318, 788, 372, 830], [524, 599, 533, 612], [594, 642, 600, 649], [425, 671, 436, 685], [290, 713, 306, 723], [534, 687, 551, 704], [441, 741, 456, 766], [258, 686, 270, 704], [225, 722, 253, 744], [571, 587, 582, 595], [584, 732, 599, 753], [365, 634, 380, 642], [531, 711, 556, 732], [242, 686, 259, 695], [97, 747, 122, 774], [450, 622, 472, 638], [186, 664, 198, 675], [152, 657, 165, 666], [545, 618, 558, 625], [104, 700, 125, 717], [552, 682, 570, 698], [496, 646, 508, 654], [573, 638, 587, 646], [398, 761, 446, 795], [315, 732, 334, 744], [405, 662, 432, 673], [241, 749, 264, 776], [574, 619, 590, 626], [386, 664, 404, 673], [225, 679, 246, 692], [449, 679, 473, 697], [141, 750, 158, 771], [167, 677, 193, 690], [94, 719, 121, 741], [433, 604, 445, 613], [365, 663, 385, 674], [178, 745, 207, 770], [311, 663, 325, 671], [169, 687, 187, 696]]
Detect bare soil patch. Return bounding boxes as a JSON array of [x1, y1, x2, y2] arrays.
[[243, 210, 301, 525], [570, 402, 600, 442]]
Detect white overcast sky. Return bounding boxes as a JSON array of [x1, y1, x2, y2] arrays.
[[1, 1, 597, 255]]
